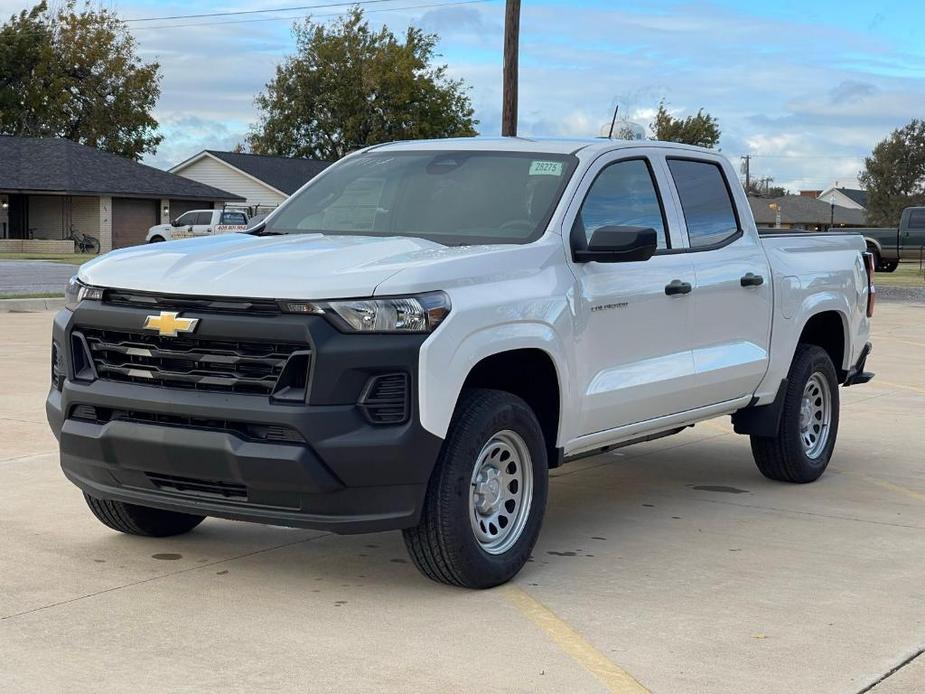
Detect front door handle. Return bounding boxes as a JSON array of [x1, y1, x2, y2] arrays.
[[665, 279, 693, 296], [740, 272, 765, 287]]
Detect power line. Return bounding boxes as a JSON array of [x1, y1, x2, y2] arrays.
[[126, 0, 411, 23], [132, 0, 495, 31], [739, 153, 864, 160]]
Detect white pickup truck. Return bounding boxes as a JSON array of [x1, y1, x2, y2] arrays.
[[146, 208, 248, 243], [48, 138, 875, 589]]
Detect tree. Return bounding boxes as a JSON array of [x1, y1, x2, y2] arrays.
[[248, 8, 478, 160], [650, 100, 721, 148], [745, 177, 788, 198], [0, 2, 161, 159], [859, 120, 925, 226]]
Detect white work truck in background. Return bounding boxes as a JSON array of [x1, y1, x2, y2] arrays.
[[51, 138, 875, 589], [146, 208, 248, 243]]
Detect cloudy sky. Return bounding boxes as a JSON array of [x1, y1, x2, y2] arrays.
[[4, 0, 924, 191]]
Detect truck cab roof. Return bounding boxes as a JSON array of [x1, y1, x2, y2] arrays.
[[367, 136, 722, 158]]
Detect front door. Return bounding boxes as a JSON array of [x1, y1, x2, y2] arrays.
[[664, 157, 773, 406], [569, 154, 699, 436], [189, 211, 215, 237], [900, 208, 925, 260]]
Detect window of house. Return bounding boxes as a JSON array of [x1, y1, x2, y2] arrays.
[[573, 158, 668, 249], [667, 159, 739, 248]]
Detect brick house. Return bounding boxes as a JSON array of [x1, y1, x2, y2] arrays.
[[0, 136, 243, 253]]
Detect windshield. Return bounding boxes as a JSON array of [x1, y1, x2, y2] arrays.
[[262, 150, 577, 245]]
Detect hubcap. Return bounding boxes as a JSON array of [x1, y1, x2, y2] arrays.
[[469, 430, 534, 555], [800, 372, 832, 459]]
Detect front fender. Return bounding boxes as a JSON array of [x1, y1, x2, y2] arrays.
[[418, 321, 570, 442]]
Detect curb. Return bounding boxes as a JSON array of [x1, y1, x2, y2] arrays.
[[0, 297, 65, 313]]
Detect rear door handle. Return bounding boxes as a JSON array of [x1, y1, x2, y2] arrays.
[[665, 279, 693, 296], [740, 273, 764, 287]]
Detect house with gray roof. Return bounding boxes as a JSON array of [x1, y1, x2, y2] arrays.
[[817, 186, 868, 211], [0, 136, 243, 253], [749, 194, 868, 230], [169, 150, 330, 211]]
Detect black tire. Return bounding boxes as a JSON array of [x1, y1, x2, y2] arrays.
[[84, 494, 205, 537], [403, 389, 549, 589], [149, 236, 165, 243], [881, 260, 899, 273], [750, 344, 840, 483]]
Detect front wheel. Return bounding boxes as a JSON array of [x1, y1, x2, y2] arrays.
[[403, 389, 548, 589], [750, 344, 840, 483], [148, 236, 165, 243]]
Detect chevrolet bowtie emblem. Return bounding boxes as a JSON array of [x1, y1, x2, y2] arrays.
[[143, 311, 199, 337]]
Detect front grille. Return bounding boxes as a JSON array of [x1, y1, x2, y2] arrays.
[[78, 328, 307, 395], [358, 373, 410, 425], [69, 405, 305, 444], [146, 473, 247, 500], [104, 289, 281, 316]]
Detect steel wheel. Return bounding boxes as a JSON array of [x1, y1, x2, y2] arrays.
[[468, 429, 534, 555], [800, 372, 832, 459]]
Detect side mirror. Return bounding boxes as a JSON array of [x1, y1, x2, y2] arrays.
[[573, 226, 658, 263], [170, 219, 180, 227]]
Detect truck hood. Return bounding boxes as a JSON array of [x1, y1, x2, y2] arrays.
[[78, 232, 528, 299]]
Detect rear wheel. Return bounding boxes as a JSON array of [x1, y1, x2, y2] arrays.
[[880, 259, 899, 273], [148, 235, 165, 243], [84, 494, 205, 537], [403, 389, 548, 589], [750, 344, 840, 483]]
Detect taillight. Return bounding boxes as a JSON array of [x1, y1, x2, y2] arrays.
[[862, 251, 876, 318]]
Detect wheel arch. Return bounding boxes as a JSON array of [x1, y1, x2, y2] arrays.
[[864, 236, 883, 256], [796, 309, 849, 381], [418, 323, 569, 467], [459, 348, 563, 468]]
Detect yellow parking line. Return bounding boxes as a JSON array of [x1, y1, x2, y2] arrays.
[[879, 337, 925, 350], [501, 585, 650, 693], [843, 471, 925, 504], [876, 379, 925, 396]]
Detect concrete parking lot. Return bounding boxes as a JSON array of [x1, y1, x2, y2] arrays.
[[1, 302, 924, 693]]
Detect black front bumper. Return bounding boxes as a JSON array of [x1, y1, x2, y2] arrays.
[[46, 303, 444, 534]]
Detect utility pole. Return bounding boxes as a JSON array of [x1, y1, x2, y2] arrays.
[[741, 155, 751, 190], [502, 0, 521, 137]]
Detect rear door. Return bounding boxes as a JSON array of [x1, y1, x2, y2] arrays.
[[664, 157, 772, 406], [188, 211, 215, 237], [568, 151, 699, 435]]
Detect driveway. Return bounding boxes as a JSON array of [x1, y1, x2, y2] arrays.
[[1, 303, 924, 693], [0, 260, 74, 295]]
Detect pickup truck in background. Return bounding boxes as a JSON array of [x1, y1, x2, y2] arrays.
[[146, 208, 249, 243], [855, 206, 925, 272], [48, 138, 875, 589]]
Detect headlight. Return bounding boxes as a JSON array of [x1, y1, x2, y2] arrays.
[[281, 292, 451, 333], [64, 276, 103, 311]]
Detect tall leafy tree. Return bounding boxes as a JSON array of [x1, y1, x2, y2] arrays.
[[650, 100, 721, 148], [248, 8, 478, 160], [0, 1, 161, 159], [859, 120, 925, 226]]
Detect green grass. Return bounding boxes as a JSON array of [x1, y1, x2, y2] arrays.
[[0, 253, 94, 265], [0, 292, 64, 300], [876, 262, 925, 288]]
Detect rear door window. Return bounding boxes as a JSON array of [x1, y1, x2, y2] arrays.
[[194, 212, 213, 226], [667, 159, 739, 248]]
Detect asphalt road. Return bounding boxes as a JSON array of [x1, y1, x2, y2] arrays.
[[0, 261, 74, 295], [1, 303, 924, 693]]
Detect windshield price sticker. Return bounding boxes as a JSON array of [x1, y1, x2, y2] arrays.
[[529, 161, 563, 176]]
